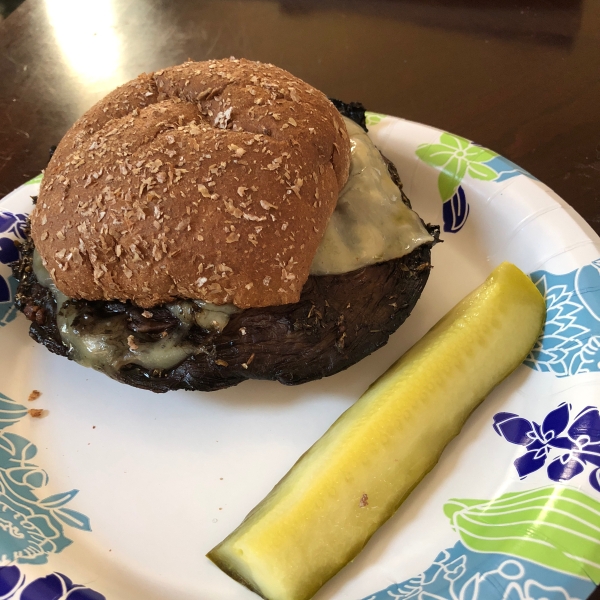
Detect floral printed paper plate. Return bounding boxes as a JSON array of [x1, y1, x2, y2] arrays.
[[0, 113, 599, 600]]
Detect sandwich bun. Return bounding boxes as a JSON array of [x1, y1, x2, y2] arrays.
[[31, 58, 351, 309]]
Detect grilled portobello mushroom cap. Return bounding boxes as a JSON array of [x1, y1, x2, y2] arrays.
[[12, 101, 439, 393]]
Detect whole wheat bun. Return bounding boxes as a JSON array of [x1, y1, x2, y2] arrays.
[[31, 58, 351, 309]]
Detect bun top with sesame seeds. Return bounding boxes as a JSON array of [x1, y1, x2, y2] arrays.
[[30, 58, 351, 309]]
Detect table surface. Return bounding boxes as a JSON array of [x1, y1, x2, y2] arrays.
[[1, 0, 600, 235], [0, 1, 599, 598]]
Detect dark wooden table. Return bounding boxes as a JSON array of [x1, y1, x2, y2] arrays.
[[1, 0, 599, 597], [1, 0, 599, 234]]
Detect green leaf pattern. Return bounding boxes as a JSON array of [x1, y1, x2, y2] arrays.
[[416, 132, 499, 201], [445, 486, 600, 583], [25, 173, 43, 185], [365, 112, 385, 127]]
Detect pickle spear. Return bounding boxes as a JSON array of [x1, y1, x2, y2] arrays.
[[207, 262, 546, 600]]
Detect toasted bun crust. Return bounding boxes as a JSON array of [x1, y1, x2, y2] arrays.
[[31, 58, 351, 308]]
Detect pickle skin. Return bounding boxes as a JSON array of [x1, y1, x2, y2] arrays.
[[207, 262, 547, 600]]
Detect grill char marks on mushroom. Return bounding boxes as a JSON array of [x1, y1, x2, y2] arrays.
[[13, 231, 67, 358]]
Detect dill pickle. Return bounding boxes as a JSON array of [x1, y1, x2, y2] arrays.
[[208, 262, 546, 600]]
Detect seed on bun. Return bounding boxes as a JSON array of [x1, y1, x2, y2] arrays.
[[31, 58, 351, 309]]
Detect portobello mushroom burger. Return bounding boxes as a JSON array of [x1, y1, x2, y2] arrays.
[[13, 58, 439, 393]]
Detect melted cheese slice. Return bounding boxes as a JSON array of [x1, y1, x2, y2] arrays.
[[310, 117, 433, 275]]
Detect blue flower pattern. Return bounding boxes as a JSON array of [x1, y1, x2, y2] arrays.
[[0, 566, 105, 599], [0, 393, 91, 565], [494, 402, 600, 492], [362, 542, 593, 600], [442, 186, 469, 233], [0, 211, 28, 327], [525, 259, 600, 377], [0, 212, 28, 243]]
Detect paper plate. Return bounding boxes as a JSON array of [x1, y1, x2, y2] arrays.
[[0, 113, 598, 600]]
